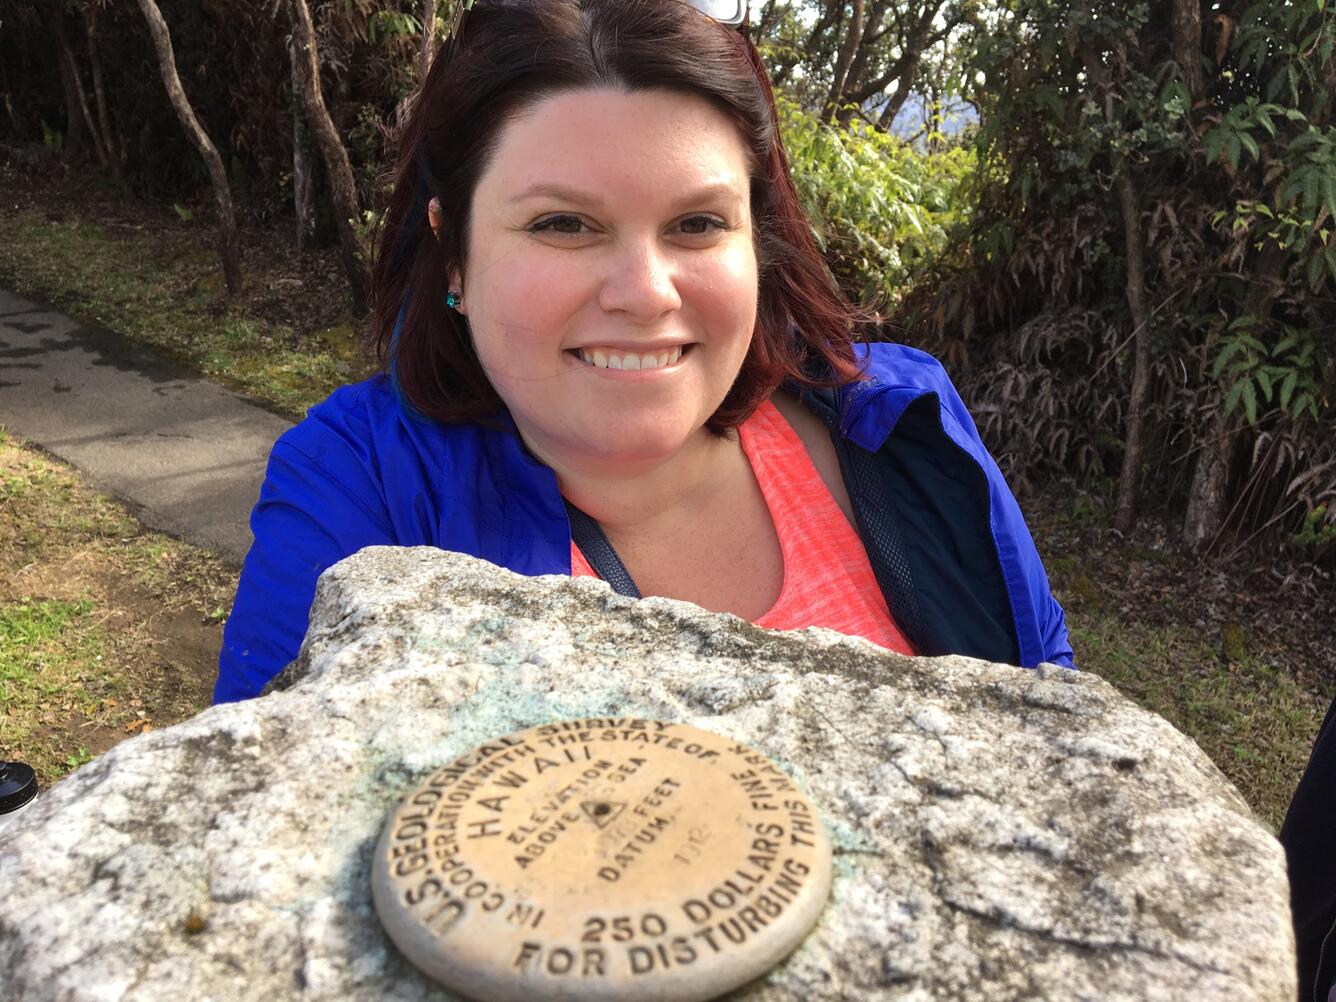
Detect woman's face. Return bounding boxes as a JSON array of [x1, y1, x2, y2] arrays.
[[457, 87, 759, 473]]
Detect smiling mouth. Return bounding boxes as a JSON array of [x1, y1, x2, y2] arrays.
[[571, 345, 689, 371]]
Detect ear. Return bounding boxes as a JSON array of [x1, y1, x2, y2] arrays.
[[447, 266, 468, 315], [427, 197, 444, 240]]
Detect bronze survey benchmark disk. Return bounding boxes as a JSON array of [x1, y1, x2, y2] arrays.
[[372, 718, 833, 1001]]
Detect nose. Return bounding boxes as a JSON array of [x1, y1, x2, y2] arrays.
[[596, 239, 682, 323]]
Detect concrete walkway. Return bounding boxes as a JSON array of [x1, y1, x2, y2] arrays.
[[0, 288, 293, 565]]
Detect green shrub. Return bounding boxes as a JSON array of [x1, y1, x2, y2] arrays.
[[778, 98, 974, 305]]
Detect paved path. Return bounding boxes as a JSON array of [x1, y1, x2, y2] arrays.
[[0, 288, 293, 565]]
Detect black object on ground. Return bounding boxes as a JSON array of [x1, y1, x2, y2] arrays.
[[0, 761, 37, 818]]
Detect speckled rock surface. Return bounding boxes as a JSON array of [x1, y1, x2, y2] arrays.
[[0, 547, 1294, 1001]]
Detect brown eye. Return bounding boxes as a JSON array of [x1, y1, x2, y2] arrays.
[[678, 215, 727, 235]]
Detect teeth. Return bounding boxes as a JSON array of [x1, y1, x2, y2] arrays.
[[577, 346, 685, 370]]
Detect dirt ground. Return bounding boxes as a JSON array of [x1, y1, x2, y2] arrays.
[[0, 431, 235, 784], [1035, 490, 1336, 687]]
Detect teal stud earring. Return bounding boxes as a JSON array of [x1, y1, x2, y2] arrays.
[[445, 291, 462, 310]]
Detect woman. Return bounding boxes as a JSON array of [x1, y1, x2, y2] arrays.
[[214, 0, 1073, 704]]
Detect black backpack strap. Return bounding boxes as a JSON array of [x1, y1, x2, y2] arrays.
[[563, 499, 642, 599]]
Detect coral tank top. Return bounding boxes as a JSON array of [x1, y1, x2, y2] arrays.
[[570, 397, 915, 655]]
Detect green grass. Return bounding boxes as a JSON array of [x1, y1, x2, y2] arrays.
[[0, 598, 100, 703], [0, 430, 234, 787], [0, 596, 115, 779], [0, 209, 362, 418], [1071, 612, 1324, 829]]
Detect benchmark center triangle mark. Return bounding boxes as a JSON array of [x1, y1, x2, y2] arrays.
[[580, 800, 626, 828]]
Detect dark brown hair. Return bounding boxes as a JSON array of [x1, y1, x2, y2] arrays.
[[370, 0, 867, 428]]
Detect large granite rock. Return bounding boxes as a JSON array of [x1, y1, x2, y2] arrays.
[[0, 547, 1293, 1000]]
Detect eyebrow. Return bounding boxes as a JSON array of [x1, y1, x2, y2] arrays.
[[508, 181, 745, 212]]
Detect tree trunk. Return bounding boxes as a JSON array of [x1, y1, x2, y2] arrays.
[[825, 0, 865, 119], [420, 0, 437, 81], [1113, 160, 1152, 534], [925, 80, 943, 152], [82, 3, 123, 180], [1182, 241, 1287, 547], [60, 35, 108, 167], [288, 0, 370, 314], [134, 0, 243, 296], [1181, 405, 1234, 549], [876, 53, 918, 131], [52, 15, 87, 161], [842, 0, 890, 104], [288, 37, 317, 253], [1171, 0, 1204, 104]]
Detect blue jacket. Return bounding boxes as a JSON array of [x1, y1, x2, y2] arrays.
[[215, 342, 1074, 703]]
